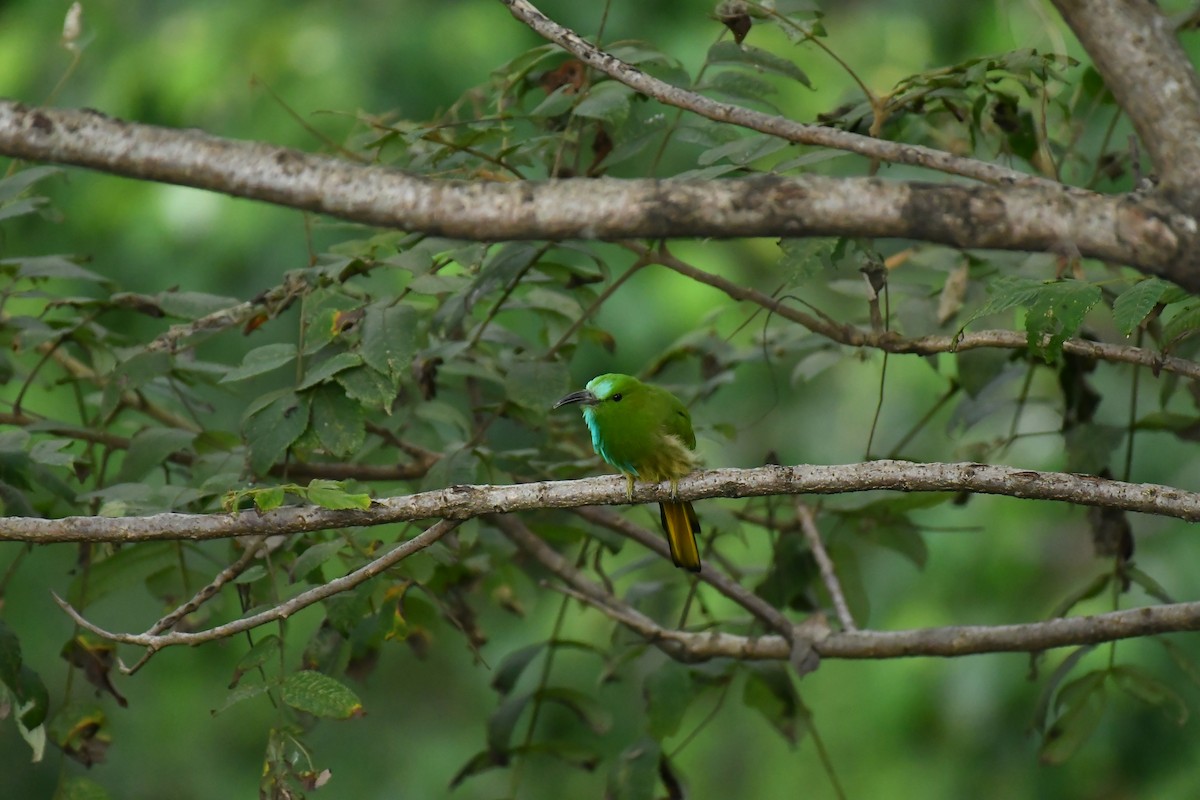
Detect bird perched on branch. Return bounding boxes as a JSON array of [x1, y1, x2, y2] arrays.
[[554, 373, 701, 571]]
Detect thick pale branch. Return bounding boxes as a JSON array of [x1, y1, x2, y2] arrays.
[[4, 461, 1198, 544], [0, 102, 1194, 286], [1053, 0, 1200, 207]]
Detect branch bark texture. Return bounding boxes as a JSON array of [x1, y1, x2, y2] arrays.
[[1, 102, 1197, 288], [3, 461, 1198, 544]]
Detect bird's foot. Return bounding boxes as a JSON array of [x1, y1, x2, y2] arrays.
[[624, 474, 635, 501]]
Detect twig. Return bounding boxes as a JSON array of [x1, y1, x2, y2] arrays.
[[648, 244, 1200, 381], [52, 519, 459, 659], [795, 502, 856, 632], [500, 0, 1048, 188]]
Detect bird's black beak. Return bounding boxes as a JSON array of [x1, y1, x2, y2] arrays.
[[553, 389, 598, 409]]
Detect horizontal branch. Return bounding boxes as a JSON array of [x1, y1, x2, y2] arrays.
[[1, 102, 1196, 288], [650, 244, 1200, 380], [4, 461, 1198, 544], [665, 600, 1200, 661], [502, 510, 1200, 663]]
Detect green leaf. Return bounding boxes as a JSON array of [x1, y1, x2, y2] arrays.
[[742, 663, 807, 745], [1112, 278, 1172, 336], [220, 343, 297, 383], [505, 359, 569, 411], [115, 428, 195, 483], [67, 542, 181, 609], [3, 255, 109, 285], [309, 384, 366, 457], [607, 738, 661, 800], [297, 352, 363, 390], [361, 302, 424, 381], [336, 365, 397, 415], [706, 40, 812, 86], [963, 277, 1101, 362], [1161, 299, 1200, 349], [211, 683, 271, 716], [698, 70, 778, 105], [574, 81, 634, 126], [537, 686, 612, 734], [291, 539, 347, 582], [1111, 665, 1188, 725], [1157, 636, 1200, 691], [645, 664, 695, 739], [490, 643, 545, 696], [487, 690, 531, 756], [154, 290, 239, 319], [280, 670, 363, 719], [254, 486, 286, 512], [53, 776, 113, 800], [305, 479, 371, 510], [0, 165, 61, 203], [1040, 672, 1106, 765], [0, 620, 49, 729], [243, 391, 311, 475], [229, 635, 281, 689]]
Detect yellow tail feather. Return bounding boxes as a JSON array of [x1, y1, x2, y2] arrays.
[[659, 501, 701, 572]]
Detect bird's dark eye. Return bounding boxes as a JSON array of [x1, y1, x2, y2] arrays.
[[612, 393, 622, 402]]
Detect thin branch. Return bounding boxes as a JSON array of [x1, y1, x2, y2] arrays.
[[1, 102, 1195, 287], [7, 461, 1200, 544], [499, 513, 1200, 661], [795, 502, 856, 632], [500, 0, 1044, 187], [53, 519, 459, 657], [650, 246, 1200, 381]]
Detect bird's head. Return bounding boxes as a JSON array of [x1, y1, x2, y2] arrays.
[[553, 373, 644, 416]]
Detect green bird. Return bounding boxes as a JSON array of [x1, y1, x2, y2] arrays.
[[554, 373, 702, 572]]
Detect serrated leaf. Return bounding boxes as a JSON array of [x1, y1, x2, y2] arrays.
[[706, 40, 812, 86], [309, 384, 366, 457], [297, 352, 363, 390], [1112, 278, 1172, 336], [220, 343, 297, 383], [281, 670, 363, 719], [243, 391, 311, 475]]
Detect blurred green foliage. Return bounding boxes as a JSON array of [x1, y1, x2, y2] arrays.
[[2, 1, 1200, 799]]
